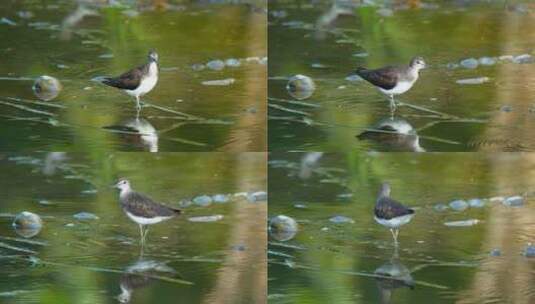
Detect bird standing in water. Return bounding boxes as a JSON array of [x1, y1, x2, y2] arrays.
[[114, 178, 181, 246], [101, 50, 159, 114], [374, 182, 415, 245], [354, 57, 426, 110]]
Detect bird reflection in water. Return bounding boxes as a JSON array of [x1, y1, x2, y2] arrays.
[[374, 246, 414, 304], [357, 117, 425, 152], [117, 258, 177, 303], [298, 152, 323, 179], [104, 117, 159, 152]]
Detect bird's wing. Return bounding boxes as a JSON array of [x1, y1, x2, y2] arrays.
[[102, 64, 146, 90], [123, 192, 179, 218], [375, 197, 414, 220], [356, 66, 399, 90]]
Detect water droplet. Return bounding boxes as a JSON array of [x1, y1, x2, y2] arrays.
[[269, 215, 298, 241], [286, 74, 315, 100], [12, 211, 42, 238]]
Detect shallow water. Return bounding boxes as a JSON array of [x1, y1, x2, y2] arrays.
[[268, 152, 535, 304], [0, 0, 266, 152], [0, 152, 266, 303], [268, 0, 535, 151]]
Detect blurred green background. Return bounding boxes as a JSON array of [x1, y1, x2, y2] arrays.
[[268, 0, 535, 151], [0, 152, 266, 304], [268, 152, 535, 303], [0, 0, 267, 152]]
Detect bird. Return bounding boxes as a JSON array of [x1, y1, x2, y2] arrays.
[[101, 50, 159, 112], [374, 182, 415, 245], [374, 247, 414, 304], [117, 259, 176, 303], [114, 178, 181, 246], [357, 117, 425, 152], [354, 57, 426, 110]]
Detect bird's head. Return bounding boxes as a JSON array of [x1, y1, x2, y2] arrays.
[[114, 178, 131, 192], [410, 56, 426, 70], [379, 182, 391, 198], [148, 50, 159, 63]]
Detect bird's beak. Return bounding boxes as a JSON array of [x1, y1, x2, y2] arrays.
[[111, 183, 118, 189]]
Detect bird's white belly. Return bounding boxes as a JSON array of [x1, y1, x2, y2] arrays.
[[379, 80, 414, 95], [125, 211, 171, 225], [126, 63, 158, 97], [374, 214, 414, 228]]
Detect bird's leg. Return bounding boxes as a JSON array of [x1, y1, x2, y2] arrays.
[[139, 224, 144, 246], [135, 104, 141, 121], [390, 228, 399, 246], [389, 94, 397, 109], [143, 226, 150, 244], [135, 95, 141, 114]]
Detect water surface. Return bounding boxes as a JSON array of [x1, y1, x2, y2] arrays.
[[0, 0, 266, 152], [0, 152, 266, 303], [269, 0, 535, 151], [268, 152, 535, 303]]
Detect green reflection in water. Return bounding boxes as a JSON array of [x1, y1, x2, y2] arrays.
[[0, 0, 266, 152], [0, 152, 266, 303], [268, 1, 535, 151], [268, 152, 535, 304]]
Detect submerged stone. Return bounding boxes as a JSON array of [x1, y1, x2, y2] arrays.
[[489, 196, 504, 203], [498, 55, 514, 61], [178, 199, 193, 208], [33, 75, 62, 101], [212, 194, 230, 204], [460, 58, 478, 69], [503, 196, 524, 207], [456, 77, 490, 85], [329, 215, 354, 224], [444, 219, 480, 227], [490, 248, 501, 256], [269, 215, 298, 242], [193, 195, 212, 207], [12, 211, 42, 238], [73, 212, 99, 220], [513, 54, 533, 64], [345, 74, 363, 82], [353, 52, 369, 58], [446, 62, 459, 69], [188, 215, 224, 222], [500, 105, 513, 112], [225, 58, 241, 67], [201, 78, 235, 86], [434, 203, 448, 212], [468, 198, 485, 208], [523, 244, 535, 257], [286, 74, 316, 100], [449, 199, 468, 211], [478, 57, 496, 66], [0, 17, 17, 26], [206, 60, 225, 70], [248, 191, 267, 203], [191, 63, 205, 71]]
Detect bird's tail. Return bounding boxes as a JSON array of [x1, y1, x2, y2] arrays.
[[100, 77, 117, 87], [172, 208, 182, 215], [91, 76, 115, 87]]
